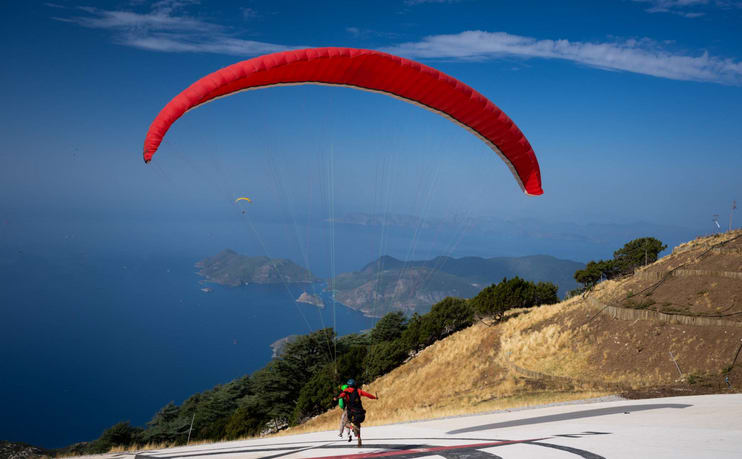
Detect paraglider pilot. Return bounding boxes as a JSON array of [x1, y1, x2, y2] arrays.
[[334, 379, 377, 448]]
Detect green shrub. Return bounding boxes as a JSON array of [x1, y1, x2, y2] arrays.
[[89, 421, 143, 453], [471, 277, 558, 322]]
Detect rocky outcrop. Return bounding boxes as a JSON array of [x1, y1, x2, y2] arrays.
[[0, 440, 54, 459], [296, 292, 324, 308]]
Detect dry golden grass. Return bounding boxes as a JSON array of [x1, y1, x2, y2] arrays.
[[498, 298, 595, 378], [500, 324, 593, 377], [285, 311, 615, 437]]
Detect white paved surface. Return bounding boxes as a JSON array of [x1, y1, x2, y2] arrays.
[[110, 394, 742, 459]]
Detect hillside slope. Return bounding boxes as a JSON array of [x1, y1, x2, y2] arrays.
[[292, 230, 742, 433], [593, 230, 742, 320]]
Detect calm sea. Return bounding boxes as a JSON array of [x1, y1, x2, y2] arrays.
[[0, 250, 375, 448]]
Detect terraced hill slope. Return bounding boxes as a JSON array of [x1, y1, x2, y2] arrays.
[[593, 230, 742, 321], [289, 230, 742, 434]]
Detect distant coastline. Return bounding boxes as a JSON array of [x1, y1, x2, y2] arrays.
[[196, 249, 584, 319]]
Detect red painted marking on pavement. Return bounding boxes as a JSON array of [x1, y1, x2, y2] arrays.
[[308, 438, 548, 458]]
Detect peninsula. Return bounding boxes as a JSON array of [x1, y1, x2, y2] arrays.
[[296, 292, 324, 308]]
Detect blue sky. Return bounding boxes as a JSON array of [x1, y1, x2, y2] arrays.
[[1, 0, 741, 259]]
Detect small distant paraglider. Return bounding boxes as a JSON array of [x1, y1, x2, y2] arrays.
[[235, 197, 252, 214]]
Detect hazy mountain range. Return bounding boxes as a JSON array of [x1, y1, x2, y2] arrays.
[[331, 254, 584, 316]]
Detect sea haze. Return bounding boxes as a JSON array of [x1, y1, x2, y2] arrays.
[[0, 247, 374, 448]]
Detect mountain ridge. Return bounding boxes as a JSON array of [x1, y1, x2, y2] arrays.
[[334, 253, 584, 316]]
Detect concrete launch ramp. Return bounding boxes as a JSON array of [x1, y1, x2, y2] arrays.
[[110, 394, 741, 459]]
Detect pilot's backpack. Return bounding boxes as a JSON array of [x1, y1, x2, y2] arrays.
[[346, 388, 366, 424]]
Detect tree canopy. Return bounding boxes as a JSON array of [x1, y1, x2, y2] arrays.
[[471, 277, 559, 321], [573, 237, 667, 291]]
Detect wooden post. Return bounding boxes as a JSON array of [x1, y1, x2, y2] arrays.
[[731, 201, 737, 231], [186, 412, 195, 445], [669, 351, 682, 377]]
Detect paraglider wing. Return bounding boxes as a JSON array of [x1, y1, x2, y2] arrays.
[[143, 47, 543, 195], [235, 197, 252, 203]]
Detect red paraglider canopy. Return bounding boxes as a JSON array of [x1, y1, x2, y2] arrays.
[[143, 47, 543, 195]]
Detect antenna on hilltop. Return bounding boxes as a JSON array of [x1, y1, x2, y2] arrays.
[[713, 214, 721, 233], [731, 200, 737, 231]]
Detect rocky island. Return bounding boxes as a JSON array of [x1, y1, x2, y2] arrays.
[[196, 250, 319, 286], [296, 291, 324, 308]]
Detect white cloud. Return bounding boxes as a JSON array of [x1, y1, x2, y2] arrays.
[[404, 0, 461, 4], [632, 0, 741, 17], [637, 0, 709, 8], [124, 33, 290, 55], [54, 3, 294, 56], [382, 30, 742, 85], [51, 4, 742, 86], [70, 5, 218, 32]]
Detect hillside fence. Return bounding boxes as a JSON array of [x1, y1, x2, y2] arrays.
[[499, 358, 626, 390], [585, 297, 742, 328], [634, 269, 742, 281]]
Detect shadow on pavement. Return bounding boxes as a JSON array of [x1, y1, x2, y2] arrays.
[[447, 403, 691, 434]]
